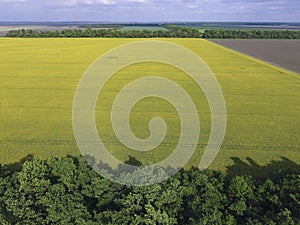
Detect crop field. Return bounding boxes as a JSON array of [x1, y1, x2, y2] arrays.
[[211, 39, 300, 74], [0, 38, 299, 175]]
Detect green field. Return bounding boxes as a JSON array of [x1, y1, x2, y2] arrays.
[[0, 38, 299, 174]]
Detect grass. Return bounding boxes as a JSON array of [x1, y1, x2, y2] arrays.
[[0, 38, 299, 173]]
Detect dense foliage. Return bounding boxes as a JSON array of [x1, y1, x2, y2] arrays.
[[6, 26, 300, 39], [5, 26, 202, 38], [0, 156, 299, 224], [203, 29, 300, 39]]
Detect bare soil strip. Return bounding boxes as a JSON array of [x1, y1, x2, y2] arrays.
[[210, 39, 300, 74]]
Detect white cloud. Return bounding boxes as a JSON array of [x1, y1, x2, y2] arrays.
[[80, 0, 147, 5], [82, 0, 116, 5], [0, 0, 299, 22]]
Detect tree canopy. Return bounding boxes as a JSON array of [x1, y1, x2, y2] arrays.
[[6, 27, 300, 39], [202, 29, 300, 39], [0, 155, 299, 224], [5, 26, 202, 38]]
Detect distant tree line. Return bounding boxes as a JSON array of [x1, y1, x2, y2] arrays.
[[6, 26, 202, 38], [6, 27, 300, 39], [0, 155, 299, 224], [78, 24, 165, 29], [78, 24, 123, 29], [203, 29, 300, 39]]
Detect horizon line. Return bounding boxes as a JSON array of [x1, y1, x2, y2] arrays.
[[1, 21, 300, 24]]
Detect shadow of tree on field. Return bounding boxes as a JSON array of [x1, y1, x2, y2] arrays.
[[0, 154, 34, 176], [7, 154, 34, 171], [124, 156, 143, 167], [226, 156, 300, 179], [83, 154, 144, 176], [83, 153, 300, 180], [2, 154, 299, 181]]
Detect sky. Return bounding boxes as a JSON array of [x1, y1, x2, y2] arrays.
[[0, 0, 299, 22]]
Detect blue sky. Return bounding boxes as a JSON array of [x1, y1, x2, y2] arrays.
[[0, 0, 299, 22]]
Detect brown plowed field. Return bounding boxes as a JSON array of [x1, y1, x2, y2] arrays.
[[210, 39, 300, 74]]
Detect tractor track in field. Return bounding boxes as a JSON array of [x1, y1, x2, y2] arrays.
[[0, 139, 298, 152]]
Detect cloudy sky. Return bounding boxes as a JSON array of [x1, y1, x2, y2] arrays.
[[0, 0, 299, 22]]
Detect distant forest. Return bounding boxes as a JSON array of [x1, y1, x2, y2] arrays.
[[6, 26, 202, 38], [6, 26, 300, 39], [202, 29, 300, 39], [0, 155, 299, 224]]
